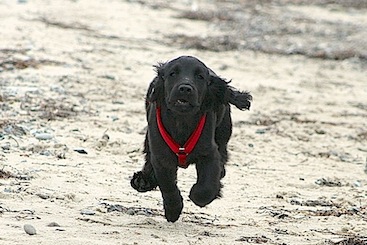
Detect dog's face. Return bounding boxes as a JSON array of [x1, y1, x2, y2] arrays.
[[160, 56, 210, 115], [148, 56, 246, 115]]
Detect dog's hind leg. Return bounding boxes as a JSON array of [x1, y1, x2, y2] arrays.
[[215, 107, 232, 179]]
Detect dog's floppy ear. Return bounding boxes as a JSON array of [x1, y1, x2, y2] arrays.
[[228, 86, 252, 110], [203, 70, 252, 111], [201, 73, 230, 111], [146, 62, 166, 105]]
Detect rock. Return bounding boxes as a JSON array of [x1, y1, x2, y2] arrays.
[[136, 210, 149, 216], [111, 116, 119, 121], [101, 74, 116, 80], [353, 181, 361, 187], [102, 134, 109, 141], [47, 222, 60, 227], [315, 177, 342, 187], [24, 224, 37, 235], [315, 129, 326, 134], [74, 148, 88, 154], [107, 204, 125, 213], [126, 208, 135, 215], [36, 193, 50, 199], [35, 133, 53, 140], [40, 150, 52, 156], [80, 209, 95, 215], [255, 129, 266, 134], [1, 143, 11, 151]]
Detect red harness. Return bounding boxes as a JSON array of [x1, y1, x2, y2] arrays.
[[156, 107, 206, 168]]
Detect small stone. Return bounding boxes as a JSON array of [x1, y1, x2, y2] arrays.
[[101, 74, 116, 80], [56, 152, 66, 159], [40, 150, 52, 156], [315, 129, 326, 134], [36, 193, 50, 199], [35, 133, 53, 140], [112, 100, 124, 105], [80, 209, 95, 215], [144, 218, 157, 225], [353, 181, 361, 187], [1, 143, 11, 151], [136, 210, 148, 216], [255, 129, 266, 134], [17, 174, 32, 180], [110, 116, 119, 121], [107, 204, 124, 212], [74, 148, 88, 154], [126, 209, 135, 215], [24, 224, 37, 235], [102, 134, 109, 141], [47, 222, 60, 227]]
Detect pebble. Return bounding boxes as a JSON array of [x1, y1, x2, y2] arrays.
[[255, 129, 266, 134], [136, 210, 149, 216], [80, 209, 95, 215], [315, 129, 326, 134], [107, 204, 124, 212], [101, 74, 116, 80], [126, 209, 135, 215], [40, 150, 52, 156], [24, 224, 37, 235], [47, 222, 60, 227], [36, 193, 50, 199], [353, 181, 361, 187], [35, 133, 53, 140], [17, 174, 31, 180], [102, 134, 110, 141], [110, 116, 119, 121], [1, 143, 11, 151], [74, 148, 88, 154]]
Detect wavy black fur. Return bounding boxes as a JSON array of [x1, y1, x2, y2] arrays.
[[131, 56, 252, 222]]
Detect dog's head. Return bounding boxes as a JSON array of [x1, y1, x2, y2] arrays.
[[147, 56, 251, 115]]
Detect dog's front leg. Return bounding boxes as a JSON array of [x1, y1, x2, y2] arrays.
[[189, 152, 222, 207], [130, 134, 158, 192], [152, 159, 183, 222]]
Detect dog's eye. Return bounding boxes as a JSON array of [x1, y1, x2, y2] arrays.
[[169, 71, 176, 77], [197, 74, 204, 80]]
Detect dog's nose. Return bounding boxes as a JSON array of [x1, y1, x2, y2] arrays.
[[178, 84, 193, 94]]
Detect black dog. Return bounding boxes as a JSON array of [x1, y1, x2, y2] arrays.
[[131, 56, 252, 222]]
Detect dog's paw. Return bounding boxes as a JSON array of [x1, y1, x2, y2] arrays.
[[130, 171, 158, 192], [189, 183, 221, 207], [164, 200, 183, 222]]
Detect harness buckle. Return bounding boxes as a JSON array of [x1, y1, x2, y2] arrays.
[[176, 148, 188, 168]]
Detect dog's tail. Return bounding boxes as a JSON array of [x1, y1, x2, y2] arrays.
[[228, 87, 252, 110]]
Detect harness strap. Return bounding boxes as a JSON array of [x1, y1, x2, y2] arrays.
[[156, 107, 206, 168]]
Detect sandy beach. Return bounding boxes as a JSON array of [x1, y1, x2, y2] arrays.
[[1, 0, 367, 244]]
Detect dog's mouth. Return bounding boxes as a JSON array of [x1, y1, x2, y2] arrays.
[[168, 98, 198, 114], [175, 99, 190, 106]]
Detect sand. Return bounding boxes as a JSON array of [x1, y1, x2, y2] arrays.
[[1, 0, 366, 244]]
